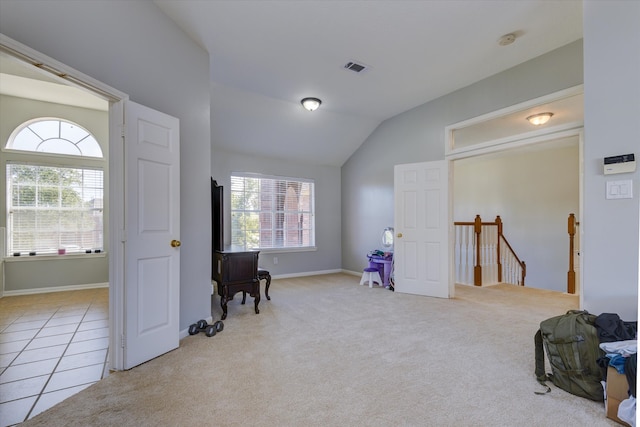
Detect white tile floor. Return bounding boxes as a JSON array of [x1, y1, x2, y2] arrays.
[[0, 288, 109, 426]]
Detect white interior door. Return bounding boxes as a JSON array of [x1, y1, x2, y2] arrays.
[[394, 160, 452, 298], [124, 101, 180, 369]]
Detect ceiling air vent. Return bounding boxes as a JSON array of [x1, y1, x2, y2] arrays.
[[344, 61, 368, 73]]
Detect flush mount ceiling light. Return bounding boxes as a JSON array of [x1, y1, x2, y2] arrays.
[[301, 97, 321, 112], [526, 112, 554, 126]]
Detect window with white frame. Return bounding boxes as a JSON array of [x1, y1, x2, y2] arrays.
[[230, 173, 315, 251], [4, 118, 104, 256]]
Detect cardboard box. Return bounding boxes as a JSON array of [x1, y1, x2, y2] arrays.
[[606, 366, 632, 426]]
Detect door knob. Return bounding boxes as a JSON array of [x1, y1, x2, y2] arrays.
[[170, 239, 181, 247], [397, 233, 403, 238]]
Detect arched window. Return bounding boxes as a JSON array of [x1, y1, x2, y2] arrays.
[[7, 118, 103, 158], [4, 118, 104, 256]]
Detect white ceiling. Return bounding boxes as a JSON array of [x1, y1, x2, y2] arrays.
[[155, 0, 583, 166], [0, 1, 584, 167]]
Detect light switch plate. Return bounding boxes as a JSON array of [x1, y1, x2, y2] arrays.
[[606, 180, 633, 200]]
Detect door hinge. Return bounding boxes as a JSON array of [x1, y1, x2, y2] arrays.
[[121, 334, 126, 348]]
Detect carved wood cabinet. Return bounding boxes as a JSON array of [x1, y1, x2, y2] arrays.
[[211, 179, 260, 320], [213, 251, 260, 320]]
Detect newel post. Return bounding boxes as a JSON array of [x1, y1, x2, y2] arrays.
[[567, 213, 576, 294], [474, 214, 482, 286], [495, 216, 503, 283]]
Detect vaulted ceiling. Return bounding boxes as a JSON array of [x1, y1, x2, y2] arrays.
[[0, 2, 584, 167], [155, 0, 583, 166]]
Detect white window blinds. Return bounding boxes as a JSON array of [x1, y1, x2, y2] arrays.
[[230, 174, 315, 251]]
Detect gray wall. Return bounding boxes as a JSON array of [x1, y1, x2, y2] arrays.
[[0, 95, 109, 291], [582, 1, 639, 320], [0, 0, 212, 329], [343, 3, 639, 321], [342, 40, 584, 274], [211, 147, 342, 276], [454, 142, 580, 292]]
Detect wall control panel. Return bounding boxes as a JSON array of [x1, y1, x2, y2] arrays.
[[604, 153, 636, 175]]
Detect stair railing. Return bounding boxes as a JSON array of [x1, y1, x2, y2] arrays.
[[454, 215, 526, 286]]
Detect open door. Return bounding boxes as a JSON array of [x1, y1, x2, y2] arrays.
[[394, 160, 452, 298], [123, 101, 180, 369]]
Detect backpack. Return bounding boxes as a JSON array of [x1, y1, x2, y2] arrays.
[[534, 310, 606, 401]]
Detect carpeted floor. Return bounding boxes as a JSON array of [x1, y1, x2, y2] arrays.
[[21, 274, 617, 426]]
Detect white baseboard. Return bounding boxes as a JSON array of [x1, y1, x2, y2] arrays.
[[2, 282, 109, 296], [269, 269, 343, 280], [342, 269, 362, 277]]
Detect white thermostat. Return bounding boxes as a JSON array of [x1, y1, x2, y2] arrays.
[[604, 153, 636, 175]]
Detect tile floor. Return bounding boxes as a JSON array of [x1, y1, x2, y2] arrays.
[[0, 288, 109, 426]]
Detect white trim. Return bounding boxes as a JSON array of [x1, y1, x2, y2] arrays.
[[232, 171, 315, 184], [3, 281, 108, 296], [578, 130, 584, 305], [268, 269, 343, 279], [445, 85, 584, 155], [109, 100, 125, 371], [342, 269, 363, 277], [4, 253, 107, 262], [445, 85, 584, 302], [1, 33, 129, 371], [257, 247, 317, 254], [446, 127, 584, 161], [0, 34, 126, 102]]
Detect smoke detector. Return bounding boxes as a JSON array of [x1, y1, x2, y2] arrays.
[[498, 33, 517, 46]]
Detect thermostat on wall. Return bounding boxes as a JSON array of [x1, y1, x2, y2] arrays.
[[604, 153, 636, 175]]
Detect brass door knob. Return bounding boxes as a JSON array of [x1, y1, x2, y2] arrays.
[[397, 233, 403, 238], [170, 239, 181, 248]]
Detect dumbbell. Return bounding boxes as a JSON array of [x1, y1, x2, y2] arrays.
[[188, 319, 224, 337]]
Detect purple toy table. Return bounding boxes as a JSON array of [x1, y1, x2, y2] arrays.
[[368, 254, 393, 288]]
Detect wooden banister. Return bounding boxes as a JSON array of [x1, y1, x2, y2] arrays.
[[495, 216, 503, 283], [454, 214, 526, 287], [567, 213, 577, 294], [474, 215, 482, 286]]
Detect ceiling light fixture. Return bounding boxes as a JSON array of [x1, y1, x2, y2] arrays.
[[526, 112, 554, 126], [301, 97, 321, 112]]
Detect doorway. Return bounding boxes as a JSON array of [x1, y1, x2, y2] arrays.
[[446, 86, 584, 302], [0, 42, 117, 423]]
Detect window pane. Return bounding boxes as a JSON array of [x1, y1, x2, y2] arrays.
[[28, 120, 59, 139], [11, 129, 41, 151], [60, 121, 89, 142], [6, 164, 104, 255], [38, 139, 82, 156], [6, 119, 103, 158], [231, 174, 315, 251], [77, 137, 103, 157]]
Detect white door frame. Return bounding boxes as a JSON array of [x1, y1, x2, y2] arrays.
[[1, 34, 130, 370], [444, 85, 584, 307]]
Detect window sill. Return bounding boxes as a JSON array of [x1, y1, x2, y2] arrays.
[[4, 252, 107, 262], [252, 247, 317, 254]]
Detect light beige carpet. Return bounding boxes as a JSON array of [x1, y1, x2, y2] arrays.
[[23, 274, 617, 426]]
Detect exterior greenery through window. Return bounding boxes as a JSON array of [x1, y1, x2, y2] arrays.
[[5, 118, 104, 256], [231, 174, 314, 251]]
